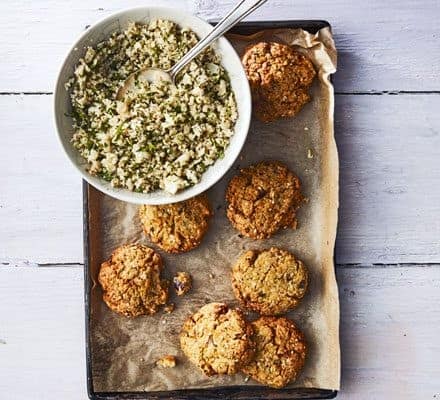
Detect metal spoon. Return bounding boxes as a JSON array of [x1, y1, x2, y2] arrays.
[[116, 0, 267, 100]]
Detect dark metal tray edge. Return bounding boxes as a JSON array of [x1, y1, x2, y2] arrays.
[[84, 19, 337, 400]]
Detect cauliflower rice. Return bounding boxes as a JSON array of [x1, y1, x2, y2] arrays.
[[66, 19, 238, 194]]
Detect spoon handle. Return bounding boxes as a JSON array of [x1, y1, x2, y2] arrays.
[[170, 0, 268, 79]]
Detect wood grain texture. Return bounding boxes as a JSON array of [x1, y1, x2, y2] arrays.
[[0, 95, 83, 265], [335, 93, 440, 264], [0, 265, 439, 399], [1, 1, 439, 399], [338, 265, 440, 399], [0, 0, 439, 92], [0, 267, 86, 400], [1, 94, 439, 264]]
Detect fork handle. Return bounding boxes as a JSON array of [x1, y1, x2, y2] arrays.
[[170, 0, 268, 79]]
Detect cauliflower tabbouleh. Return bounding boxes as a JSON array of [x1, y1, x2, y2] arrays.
[[66, 20, 238, 194]]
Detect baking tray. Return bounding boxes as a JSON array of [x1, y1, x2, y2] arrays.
[[84, 19, 337, 400]]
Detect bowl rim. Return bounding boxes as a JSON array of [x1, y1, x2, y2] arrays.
[[53, 6, 251, 205]]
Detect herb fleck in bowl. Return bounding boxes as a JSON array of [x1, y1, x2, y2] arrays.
[[54, 6, 251, 204]]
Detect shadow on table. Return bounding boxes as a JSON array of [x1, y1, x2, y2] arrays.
[[333, 54, 364, 393]]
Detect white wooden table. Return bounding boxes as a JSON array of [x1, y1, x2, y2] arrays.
[[1, 1, 439, 399]]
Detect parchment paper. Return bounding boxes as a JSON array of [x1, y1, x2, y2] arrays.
[[88, 27, 340, 392]]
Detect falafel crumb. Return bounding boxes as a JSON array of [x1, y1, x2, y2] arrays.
[[164, 303, 175, 314], [173, 271, 192, 296], [156, 355, 177, 368]]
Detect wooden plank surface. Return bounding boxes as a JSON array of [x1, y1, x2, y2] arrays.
[[0, 95, 82, 265], [0, 0, 439, 93], [338, 265, 440, 399], [1, 94, 439, 264], [1, 265, 439, 399], [336, 93, 440, 264], [1, 1, 440, 398], [0, 267, 86, 400]]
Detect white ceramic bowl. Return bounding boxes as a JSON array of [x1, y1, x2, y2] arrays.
[[54, 7, 251, 205]]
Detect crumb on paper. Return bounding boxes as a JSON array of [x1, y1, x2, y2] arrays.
[[307, 149, 314, 159], [164, 303, 175, 313], [173, 272, 192, 296], [156, 355, 177, 368]]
